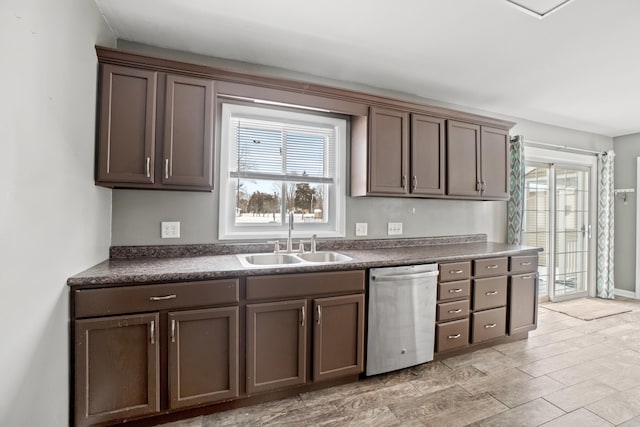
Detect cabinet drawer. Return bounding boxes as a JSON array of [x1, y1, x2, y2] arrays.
[[472, 307, 506, 343], [74, 279, 239, 318], [474, 257, 508, 277], [510, 255, 538, 274], [438, 280, 471, 301], [437, 300, 470, 322], [436, 318, 469, 353], [473, 276, 507, 310], [246, 270, 365, 301], [439, 261, 471, 282]]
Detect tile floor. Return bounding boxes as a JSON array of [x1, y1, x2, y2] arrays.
[[164, 298, 640, 426]]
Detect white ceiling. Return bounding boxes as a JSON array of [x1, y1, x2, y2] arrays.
[[95, 0, 640, 137]]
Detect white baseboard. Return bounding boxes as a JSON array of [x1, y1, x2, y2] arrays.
[[614, 288, 637, 299]]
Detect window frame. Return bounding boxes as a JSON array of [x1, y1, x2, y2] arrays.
[[218, 102, 347, 240]]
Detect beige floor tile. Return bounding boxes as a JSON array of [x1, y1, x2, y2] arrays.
[[585, 386, 640, 425], [619, 416, 640, 426], [500, 340, 579, 365], [159, 417, 203, 427], [388, 385, 472, 420], [540, 408, 612, 427], [547, 359, 612, 386], [419, 393, 508, 427], [410, 364, 487, 394], [489, 375, 566, 408], [469, 398, 565, 426], [543, 378, 618, 412], [299, 375, 383, 405], [333, 382, 423, 413], [525, 328, 585, 349], [459, 367, 533, 395], [441, 347, 504, 369], [519, 343, 620, 377]]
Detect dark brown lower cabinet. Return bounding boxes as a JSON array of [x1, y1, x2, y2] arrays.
[[168, 307, 239, 409], [74, 313, 160, 427], [313, 294, 365, 382], [246, 300, 308, 394], [509, 273, 538, 334]]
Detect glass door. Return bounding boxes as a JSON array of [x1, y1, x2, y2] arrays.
[[523, 163, 591, 301]]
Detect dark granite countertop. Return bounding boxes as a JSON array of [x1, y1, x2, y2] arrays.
[[68, 235, 540, 288]]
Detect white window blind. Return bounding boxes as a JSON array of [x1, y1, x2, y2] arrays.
[[229, 116, 336, 184]]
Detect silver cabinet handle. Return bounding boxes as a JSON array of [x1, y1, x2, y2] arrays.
[[300, 306, 305, 326], [170, 319, 176, 343], [317, 305, 321, 325], [481, 180, 487, 192], [164, 158, 169, 179], [522, 275, 534, 280], [150, 320, 155, 344], [485, 323, 497, 329], [412, 175, 417, 190], [449, 269, 464, 274], [449, 288, 463, 293], [448, 308, 463, 314], [486, 265, 499, 269], [476, 180, 481, 192], [402, 175, 407, 190], [149, 294, 177, 301], [145, 157, 151, 178], [448, 334, 461, 339], [521, 261, 532, 266], [485, 291, 499, 296]]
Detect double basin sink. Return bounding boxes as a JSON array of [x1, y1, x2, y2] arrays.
[[237, 251, 353, 267]]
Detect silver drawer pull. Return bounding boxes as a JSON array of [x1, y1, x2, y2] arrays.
[[485, 291, 499, 296], [522, 275, 534, 280], [448, 334, 462, 339], [149, 294, 177, 301], [485, 323, 497, 329], [486, 265, 499, 269], [448, 309, 463, 314], [170, 319, 176, 343], [449, 269, 464, 274], [449, 288, 463, 293], [521, 261, 532, 266], [150, 320, 155, 344]]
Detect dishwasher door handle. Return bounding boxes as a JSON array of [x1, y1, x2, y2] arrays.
[[371, 271, 439, 282]]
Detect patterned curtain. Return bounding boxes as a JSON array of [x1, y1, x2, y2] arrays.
[[507, 135, 525, 245], [596, 150, 615, 299]]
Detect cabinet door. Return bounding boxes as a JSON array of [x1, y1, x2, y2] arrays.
[[411, 114, 445, 195], [162, 75, 215, 188], [97, 64, 157, 184], [368, 107, 409, 194], [74, 313, 159, 427], [313, 294, 365, 382], [509, 273, 538, 334], [246, 300, 307, 394], [168, 307, 239, 409], [447, 120, 481, 197], [480, 126, 510, 199]]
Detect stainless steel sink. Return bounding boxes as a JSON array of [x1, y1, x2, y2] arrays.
[[238, 253, 302, 266], [237, 251, 353, 267], [297, 251, 352, 263]]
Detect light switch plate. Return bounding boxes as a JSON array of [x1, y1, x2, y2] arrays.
[[355, 222, 368, 236], [387, 222, 403, 235], [161, 221, 180, 238]]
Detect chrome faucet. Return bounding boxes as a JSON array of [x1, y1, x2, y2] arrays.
[[286, 212, 294, 252]]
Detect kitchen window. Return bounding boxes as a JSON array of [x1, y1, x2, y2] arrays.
[[218, 102, 346, 240]]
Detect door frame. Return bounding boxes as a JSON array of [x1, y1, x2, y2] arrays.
[[525, 146, 598, 300]]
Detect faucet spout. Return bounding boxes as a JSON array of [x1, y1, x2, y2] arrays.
[[287, 212, 294, 252]]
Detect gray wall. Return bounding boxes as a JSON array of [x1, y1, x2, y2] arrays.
[[0, 1, 114, 425], [110, 42, 612, 247], [613, 133, 640, 293]]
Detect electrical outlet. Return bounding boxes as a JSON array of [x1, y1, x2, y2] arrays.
[[387, 222, 403, 235], [161, 221, 180, 238], [355, 222, 368, 236]]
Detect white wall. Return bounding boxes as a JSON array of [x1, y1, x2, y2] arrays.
[[0, 1, 114, 425]]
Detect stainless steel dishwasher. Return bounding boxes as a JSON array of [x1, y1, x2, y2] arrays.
[[366, 263, 439, 376]]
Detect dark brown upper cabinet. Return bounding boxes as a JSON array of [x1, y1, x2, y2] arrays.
[[352, 107, 445, 197], [447, 121, 509, 200], [96, 64, 215, 191], [97, 64, 157, 185]]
